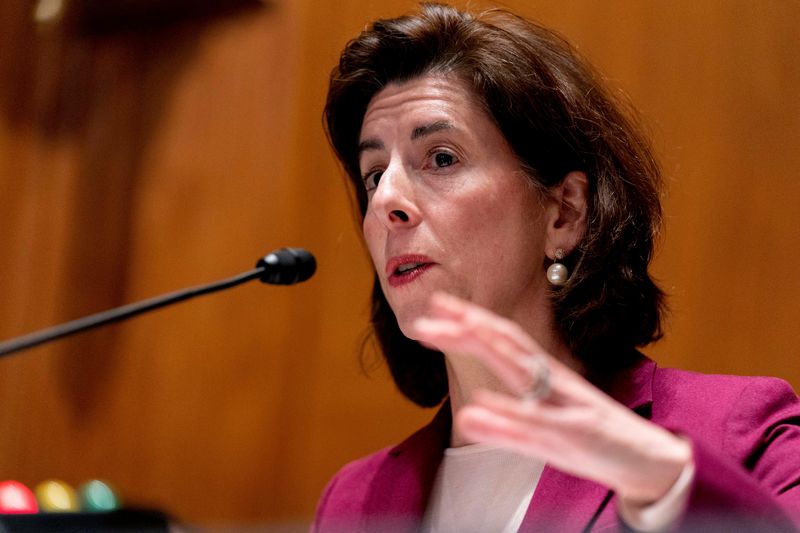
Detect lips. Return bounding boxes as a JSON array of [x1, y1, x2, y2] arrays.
[[386, 254, 435, 287]]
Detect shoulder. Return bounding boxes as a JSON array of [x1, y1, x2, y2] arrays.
[[652, 365, 797, 414], [313, 445, 396, 528], [646, 367, 800, 524], [312, 404, 451, 531], [651, 365, 800, 455], [321, 445, 398, 505]]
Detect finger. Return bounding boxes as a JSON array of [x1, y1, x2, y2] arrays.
[[472, 388, 569, 421], [461, 392, 693, 501], [427, 293, 579, 384], [455, 404, 565, 459], [470, 388, 668, 471], [427, 292, 542, 355], [457, 395, 602, 467], [413, 316, 538, 395], [415, 310, 573, 402], [456, 404, 620, 489], [419, 293, 598, 404]]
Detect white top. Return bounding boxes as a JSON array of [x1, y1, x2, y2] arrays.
[[423, 444, 543, 533], [423, 443, 694, 533]]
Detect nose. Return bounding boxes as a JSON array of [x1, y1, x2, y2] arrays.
[[367, 163, 420, 228]]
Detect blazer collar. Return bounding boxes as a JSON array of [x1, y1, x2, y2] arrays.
[[364, 355, 658, 532], [598, 354, 656, 412]]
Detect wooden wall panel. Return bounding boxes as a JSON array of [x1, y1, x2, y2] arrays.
[[497, 1, 800, 379], [0, 0, 798, 528]]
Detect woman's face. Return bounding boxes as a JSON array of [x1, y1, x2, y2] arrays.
[[359, 75, 553, 339]]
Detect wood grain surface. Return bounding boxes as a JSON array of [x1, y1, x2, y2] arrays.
[[1, 0, 798, 527]]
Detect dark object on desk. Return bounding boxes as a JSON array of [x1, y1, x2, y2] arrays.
[[0, 508, 168, 532]]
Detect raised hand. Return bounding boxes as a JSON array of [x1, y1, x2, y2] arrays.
[[412, 292, 692, 505]]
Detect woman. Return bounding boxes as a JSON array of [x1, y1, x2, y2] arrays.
[[315, 4, 800, 532]]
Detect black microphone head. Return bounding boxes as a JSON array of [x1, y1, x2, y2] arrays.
[[256, 247, 316, 285]]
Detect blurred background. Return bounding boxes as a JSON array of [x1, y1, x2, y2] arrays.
[[0, 0, 798, 529]]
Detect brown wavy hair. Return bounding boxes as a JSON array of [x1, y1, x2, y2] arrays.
[[325, 3, 666, 407]]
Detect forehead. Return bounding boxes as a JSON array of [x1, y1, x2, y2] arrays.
[[360, 75, 487, 139]]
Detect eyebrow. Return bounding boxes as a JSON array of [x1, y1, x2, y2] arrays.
[[357, 138, 384, 156], [358, 120, 455, 157], [411, 120, 454, 140]]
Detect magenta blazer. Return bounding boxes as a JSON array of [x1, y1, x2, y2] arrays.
[[313, 358, 800, 532]]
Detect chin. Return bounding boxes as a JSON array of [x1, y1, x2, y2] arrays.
[[382, 282, 442, 337], [391, 302, 425, 333], [394, 312, 419, 339], [395, 320, 440, 351]]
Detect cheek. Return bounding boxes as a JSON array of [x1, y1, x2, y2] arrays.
[[458, 191, 543, 266], [362, 214, 383, 263], [443, 194, 506, 246]]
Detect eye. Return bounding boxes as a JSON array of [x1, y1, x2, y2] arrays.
[[434, 152, 455, 167], [427, 149, 459, 170], [361, 169, 384, 192]]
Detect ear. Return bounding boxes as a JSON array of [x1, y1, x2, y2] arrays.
[[544, 171, 588, 258]]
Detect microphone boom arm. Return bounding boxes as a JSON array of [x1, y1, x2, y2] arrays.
[[0, 268, 262, 358], [0, 247, 316, 358]]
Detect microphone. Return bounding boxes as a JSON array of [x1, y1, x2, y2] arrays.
[[256, 247, 316, 285], [0, 247, 316, 358]]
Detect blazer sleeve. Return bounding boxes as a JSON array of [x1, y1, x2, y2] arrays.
[[680, 377, 800, 531]]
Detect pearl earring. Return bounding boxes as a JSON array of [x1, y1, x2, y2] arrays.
[[546, 248, 569, 286]]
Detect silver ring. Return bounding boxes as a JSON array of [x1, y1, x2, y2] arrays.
[[523, 355, 550, 402]]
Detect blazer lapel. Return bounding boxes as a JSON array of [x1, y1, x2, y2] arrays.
[[362, 402, 451, 532], [520, 356, 657, 532], [520, 467, 614, 532], [359, 357, 659, 532]]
